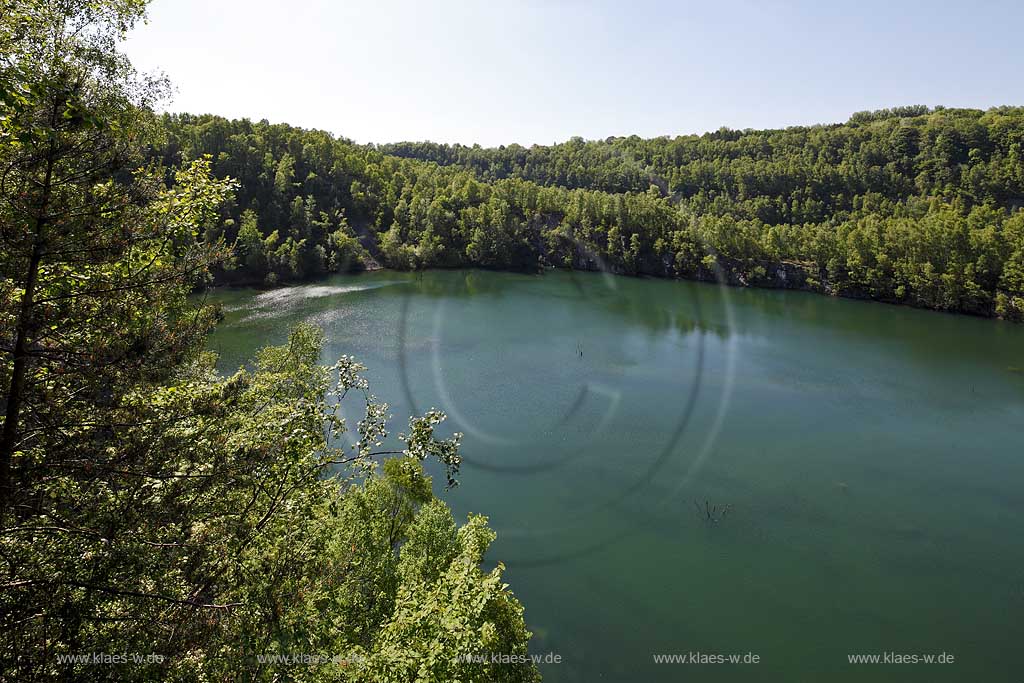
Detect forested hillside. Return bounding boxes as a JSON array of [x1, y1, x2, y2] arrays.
[[158, 106, 1024, 319]]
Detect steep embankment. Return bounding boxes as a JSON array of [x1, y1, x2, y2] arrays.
[[157, 107, 1024, 319]]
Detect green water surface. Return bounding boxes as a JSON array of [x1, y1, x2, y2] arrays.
[[205, 269, 1024, 682]]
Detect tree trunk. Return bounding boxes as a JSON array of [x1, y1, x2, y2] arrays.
[[0, 140, 55, 515]]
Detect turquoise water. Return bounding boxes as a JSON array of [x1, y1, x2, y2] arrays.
[[206, 269, 1024, 682]]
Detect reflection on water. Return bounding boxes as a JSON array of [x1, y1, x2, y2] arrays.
[[207, 269, 1024, 683]]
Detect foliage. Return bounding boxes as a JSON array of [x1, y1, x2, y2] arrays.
[[1, 321, 535, 681], [1, 2, 537, 681], [158, 106, 1024, 318]]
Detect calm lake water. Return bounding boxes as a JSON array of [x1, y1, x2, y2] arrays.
[[206, 269, 1024, 682]]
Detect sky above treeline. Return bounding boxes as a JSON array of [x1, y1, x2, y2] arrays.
[[123, 0, 1024, 147]]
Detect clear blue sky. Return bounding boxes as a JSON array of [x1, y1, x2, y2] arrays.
[[123, 0, 1024, 147]]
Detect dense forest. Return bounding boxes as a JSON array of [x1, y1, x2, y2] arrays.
[[0, 2, 537, 680], [4, 0, 1024, 678], [156, 105, 1024, 319]]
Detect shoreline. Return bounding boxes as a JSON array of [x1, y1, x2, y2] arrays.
[[203, 263, 1022, 324]]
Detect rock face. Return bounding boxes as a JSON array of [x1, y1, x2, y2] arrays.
[[689, 258, 816, 291], [560, 249, 821, 292]]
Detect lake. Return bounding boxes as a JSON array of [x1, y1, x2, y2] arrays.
[[206, 269, 1024, 682]]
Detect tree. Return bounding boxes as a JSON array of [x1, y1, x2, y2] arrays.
[[0, 0, 233, 512], [235, 208, 268, 277], [152, 103, 1024, 317], [1, 4, 537, 680], [274, 152, 296, 195]]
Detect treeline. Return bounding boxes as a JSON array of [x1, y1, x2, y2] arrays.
[[378, 104, 1024, 217], [158, 107, 1024, 319]]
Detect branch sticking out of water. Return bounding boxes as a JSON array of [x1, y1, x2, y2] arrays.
[[694, 499, 733, 524]]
